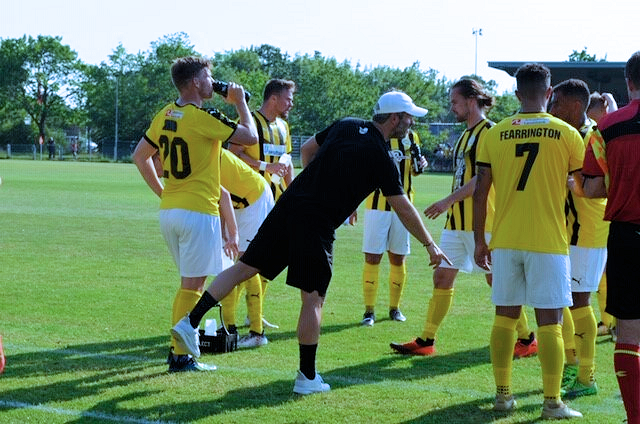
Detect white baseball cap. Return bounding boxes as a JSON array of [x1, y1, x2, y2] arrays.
[[373, 91, 428, 117]]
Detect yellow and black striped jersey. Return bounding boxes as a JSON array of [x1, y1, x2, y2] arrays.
[[565, 119, 609, 247], [445, 119, 495, 232], [365, 131, 420, 211], [144, 102, 237, 216], [477, 112, 585, 254], [220, 149, 266, 209], [245, 110, 292, 200]]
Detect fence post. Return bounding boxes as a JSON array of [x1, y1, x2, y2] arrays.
[[7, 144, 10, 159]]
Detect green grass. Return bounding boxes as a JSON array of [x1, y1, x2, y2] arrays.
[[0, 159, 625, 423]]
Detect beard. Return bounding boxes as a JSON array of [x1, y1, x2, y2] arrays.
[[389, 124, 410, 139]]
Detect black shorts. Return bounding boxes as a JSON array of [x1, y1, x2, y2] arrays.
[[606, 221, 640, 320], [239, 201, 335, 297]]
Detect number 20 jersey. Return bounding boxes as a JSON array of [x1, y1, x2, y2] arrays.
[[476, 112, 584, 254], [144, 103, 237, 216]]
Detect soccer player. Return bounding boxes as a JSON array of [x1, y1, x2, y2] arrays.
[[390, 79, 537, 357], [226, 79, 297, 331], [218, 148, 275, 348], [549, 79, 607, 398], [132, 56, 258, 372], [586, 92, 618, 124], [586, 91, 619, 340], [473, 63, 584, 419], [360, 129, 427, 326], [582, 51, 640, 424], [172, 91, 450, 394]]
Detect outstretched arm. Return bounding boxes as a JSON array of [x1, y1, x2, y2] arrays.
[[386, 194, 451, 268]]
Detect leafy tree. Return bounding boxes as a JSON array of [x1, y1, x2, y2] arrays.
[[80, 33, 198, 154], [568, 47, 606, 62], [0, 35, 82, 145]]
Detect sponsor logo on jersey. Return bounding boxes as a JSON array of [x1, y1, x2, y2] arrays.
[[165, 109, 184, 119], [511, 117, 550, 126], [359, 127, 368, 134]]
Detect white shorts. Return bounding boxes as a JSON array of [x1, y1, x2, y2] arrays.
[[569, 246, 607, 293], [362, 209, 410, 256], [159, 209, 223, 278], [234, 187, 275, 252], [491, 249, 572, 309], [438, 229, 491, 273]]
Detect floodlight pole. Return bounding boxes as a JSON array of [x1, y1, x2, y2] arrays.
[[114, 77, 119, 161], [473, 28, 483, 76]]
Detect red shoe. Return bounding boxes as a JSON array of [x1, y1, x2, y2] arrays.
[[390, 339, 435, 356], [0, 335, 5, 374], [514, 334, 538, 358]]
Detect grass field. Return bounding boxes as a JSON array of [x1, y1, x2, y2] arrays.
[[0, 159, 626, 423]]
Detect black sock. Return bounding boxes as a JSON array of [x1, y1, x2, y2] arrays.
[[188, 291, 218, 328], [299, 344, 318, 380]]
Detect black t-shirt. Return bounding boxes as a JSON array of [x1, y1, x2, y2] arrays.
[[279, 118, 404, 228]]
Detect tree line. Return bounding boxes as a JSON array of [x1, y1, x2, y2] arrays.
[[0, 33, 521, 157]]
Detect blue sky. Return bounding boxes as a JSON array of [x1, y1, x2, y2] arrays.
[[2, 0, 638, 93]]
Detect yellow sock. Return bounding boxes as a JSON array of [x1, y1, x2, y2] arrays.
[[515, 308, 532, 339], [389, 263, 406, 310], [537, 323, 564, 401], [491, 315, 518, 395], [171, 288, 202, 355], [421, 288, 454, 340], [245, 274, 263, 334], [219, 285, 239, 328], [260, 275, 269, 298], [562, 307, 577, 365], [572, 305, 597, 384], [362, 262, 380, 312], [597, 274, 614, 328]]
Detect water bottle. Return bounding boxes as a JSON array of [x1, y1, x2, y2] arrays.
[[409, 142, 423, 174], [270, 153, 291, 185], [212, 80, 251, 102]]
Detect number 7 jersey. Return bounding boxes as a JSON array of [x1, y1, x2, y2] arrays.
[[144, 103, 237, 216], [476, 112, 585, 254]]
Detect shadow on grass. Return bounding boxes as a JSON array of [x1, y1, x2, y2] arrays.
[[0, 329, 501, 422], [397, 389, 543, 424], [0, 336, 168, 411]]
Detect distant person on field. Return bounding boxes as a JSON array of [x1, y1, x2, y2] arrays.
[[132, 56, 258, 373], [171, 91, 450, 395], [549, 78, 607, 398], [473, 63, 585, 419], [582, 50, 640, 424], [391, 79, 537, 358], [47, 137, 55, 160], [359, 129, 427, 327]]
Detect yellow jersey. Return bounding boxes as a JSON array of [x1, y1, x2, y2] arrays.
[[477, 112, 585, 254], [145, 103, 237, 216], [565, 119, 609, 247], [365, 131, 420, 210], [220, 149, 266, 209], [247, 111, 292, 200], [446, 119, 495, 232]]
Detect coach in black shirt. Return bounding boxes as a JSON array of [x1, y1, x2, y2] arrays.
[[172, 91, 450, 395]]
